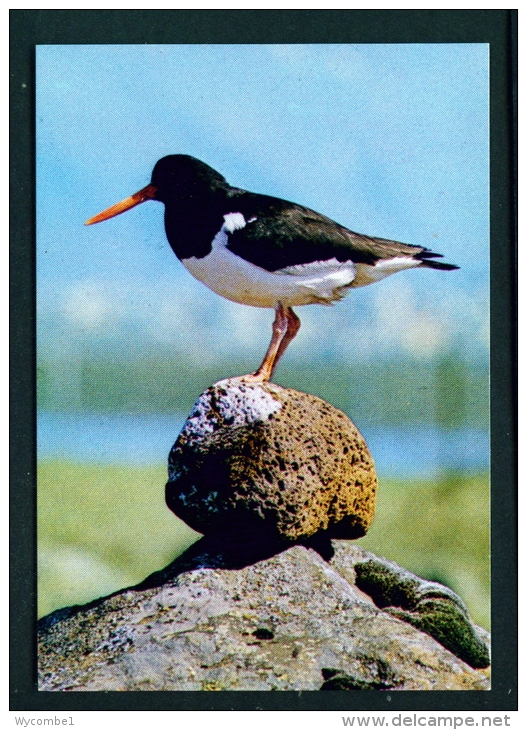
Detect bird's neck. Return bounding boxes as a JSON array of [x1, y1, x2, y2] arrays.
[[163, 196, 227, 260]]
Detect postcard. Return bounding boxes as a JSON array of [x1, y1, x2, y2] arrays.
[[10, 7, 516, 717]]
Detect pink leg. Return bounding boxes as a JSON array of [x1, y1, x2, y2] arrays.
[[242, 304, 301, 383], [272, 307, 300, 372]]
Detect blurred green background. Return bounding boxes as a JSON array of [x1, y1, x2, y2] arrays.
[[38, 462, 489, 629]]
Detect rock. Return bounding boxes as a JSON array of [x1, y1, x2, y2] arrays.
[[330, 544, 490, 670], [38, 540, 490, 691], [166, 380, 377, 542]]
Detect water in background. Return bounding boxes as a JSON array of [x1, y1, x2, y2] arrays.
[[38, 411, 489, 480]]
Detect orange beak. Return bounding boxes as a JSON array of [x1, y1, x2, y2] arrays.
[[84, 184, 158, 225]]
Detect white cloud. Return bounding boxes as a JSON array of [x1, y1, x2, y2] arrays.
[[44, 267, 488, 366], [61, 281, 120, 330]]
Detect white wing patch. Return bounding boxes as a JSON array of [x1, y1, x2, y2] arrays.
[[277, 257, 353, 276], [223, 212, 248, 233], [211, 212, 257, 251]]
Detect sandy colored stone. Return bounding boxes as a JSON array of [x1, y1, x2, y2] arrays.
[[165, 379, 377, 542]]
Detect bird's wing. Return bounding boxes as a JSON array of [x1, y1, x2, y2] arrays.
[[224, 190, 440, 273]]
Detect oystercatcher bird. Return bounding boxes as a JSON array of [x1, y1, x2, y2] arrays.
[[86, 155, 458, 381]]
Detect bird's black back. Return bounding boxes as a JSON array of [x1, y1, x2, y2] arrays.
[[225, 189, 448, 272], [152, 155, 457, 272]]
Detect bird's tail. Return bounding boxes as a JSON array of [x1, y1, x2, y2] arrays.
[[420, 259, 460, 271]]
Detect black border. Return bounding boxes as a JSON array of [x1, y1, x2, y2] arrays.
[[10, 9, 517, 713]]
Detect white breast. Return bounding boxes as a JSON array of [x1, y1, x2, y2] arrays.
[[180, 213, 358, 308]]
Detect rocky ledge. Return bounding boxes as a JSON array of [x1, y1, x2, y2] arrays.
[[38, 540, 490, 691]]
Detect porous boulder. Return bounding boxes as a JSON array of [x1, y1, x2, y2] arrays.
[[166, 380, 377, 542]]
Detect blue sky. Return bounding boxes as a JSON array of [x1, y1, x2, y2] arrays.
[[37, 44, 489, 365]]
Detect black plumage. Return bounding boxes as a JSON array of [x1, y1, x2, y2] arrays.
[[150, 155, 458, 273]]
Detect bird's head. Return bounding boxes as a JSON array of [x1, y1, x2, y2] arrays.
[[85, 155, 228, 226], [151, 155, 228, 202]]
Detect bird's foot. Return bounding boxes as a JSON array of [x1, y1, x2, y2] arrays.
[[241, 371, 271, 383], [227, 371, 272, 384]]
